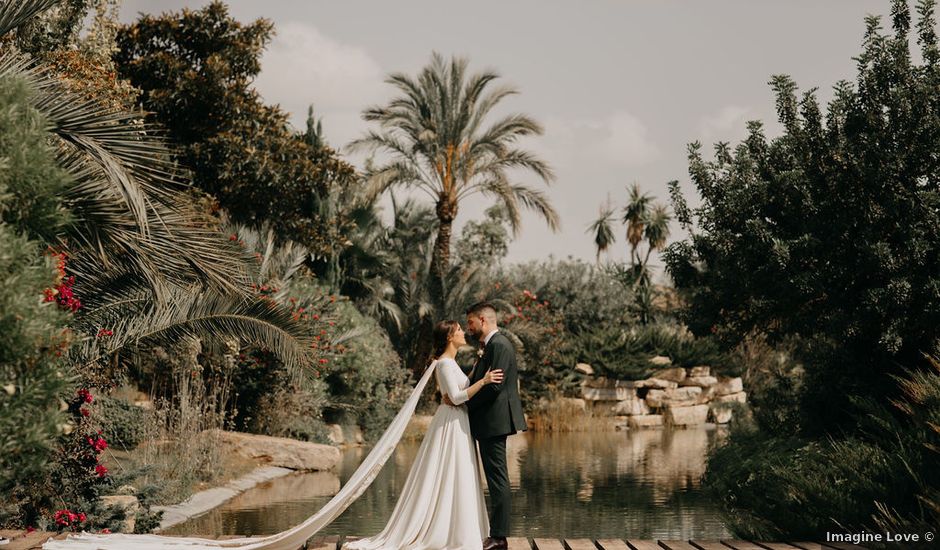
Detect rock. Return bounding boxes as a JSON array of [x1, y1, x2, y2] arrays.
[[613, 395, 650, 416], [665, 404, 709, 426], [650, 367, 686, 383], [100, 495, 139, 533], [713, 376, 743, 395], [581, 386, 635, 401], [709, 405, 733, 424], [628, 414, 664, 428], [575, 363, 594, 375], [714, 391, 747, 404], [640, 378, 679, 390], [679, 375, 718, 387], [695, 385, 716, 404], [583, 377, 644, 389], [689, 365, 711, 377], [212, 430, 341, 471], [613, 415, 629, 431], [663, 386, 702, 404], [327, 424, 344, 445], [644, 388, 666, 408], [115, 484, 137, 496], [648, 355, 672, 366]]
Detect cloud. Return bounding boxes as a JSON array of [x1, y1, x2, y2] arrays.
[[252, 22, 384, 145], [698, 105, 753, 143], [537, 110, 660, 168]]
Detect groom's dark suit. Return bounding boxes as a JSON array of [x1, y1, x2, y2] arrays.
[[467, 330, 527, 538]]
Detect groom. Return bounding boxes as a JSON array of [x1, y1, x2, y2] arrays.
[[445, 301, 527, 550]]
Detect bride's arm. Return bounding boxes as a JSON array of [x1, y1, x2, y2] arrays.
[[441, 362, 503, 405]]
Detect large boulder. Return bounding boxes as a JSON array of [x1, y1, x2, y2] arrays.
[[644, 388, 667, 408], [708, 404, 733, 424], [663, 386, 702, 405], [679, 375, 718, 388], [640, 377, 679, 390], [689, 365, 711, 377], [664, 404, 709, 426], [100, 495, 139, 533], [713, 376, 744, 395], [581, 386, 635, 401], [212, 430, 341, 471], [575, 363, 594, 375], [613, 395, 650, 416], [714, 391, 747, 404], [650, 367, 686, 383]]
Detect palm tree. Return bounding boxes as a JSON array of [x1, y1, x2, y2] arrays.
[[0, 0, 316, 375], [622, 182, 652, 265], [587, 203, 616, 265], [640, 204, 672, 270], [349, 52, 560, 298]]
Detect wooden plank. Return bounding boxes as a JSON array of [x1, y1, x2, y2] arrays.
[[566, 539, 598, 550], [533, 539, 567, 550], [788, 544, 825, 550], [626, 541, 664, 550], [596, 540, 631, 550], [755, 544, 802, 550], [820, 544, 869, 550], [659, 542, 698, 550], [720, 541, 767, 550], [508, 537, 533, 550], [690, 541, 729, 550]]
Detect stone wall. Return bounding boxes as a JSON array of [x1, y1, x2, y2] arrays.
[[580, 360, 746, 429]]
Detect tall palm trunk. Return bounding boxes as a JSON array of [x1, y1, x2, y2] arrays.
[[406, 198, 458, 378]]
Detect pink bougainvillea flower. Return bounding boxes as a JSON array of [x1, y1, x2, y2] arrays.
[[95, 464, 108, 477]]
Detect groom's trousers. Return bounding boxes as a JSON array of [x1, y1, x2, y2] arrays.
[[478, 434, 510, 537]]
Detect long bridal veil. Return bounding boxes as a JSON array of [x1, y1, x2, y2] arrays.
[[43, 362, 441, 550]]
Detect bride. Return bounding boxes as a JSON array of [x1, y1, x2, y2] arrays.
[[345, 320, 502, 550], [42, 320, 503, 550]]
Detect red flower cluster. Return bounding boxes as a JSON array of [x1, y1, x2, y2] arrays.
[[96, 328, 113, 338], [43, 252, 82, 312], [77, 388, 93, 404], [54, 509, 86, 529], [87, 436, 108, 452], [95, 464, 108, 477]]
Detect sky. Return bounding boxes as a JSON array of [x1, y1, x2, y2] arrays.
[[120, 0, 894, 280]]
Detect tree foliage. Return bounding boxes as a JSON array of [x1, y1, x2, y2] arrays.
[[663, 0, 940, 539], [114, 1, 357, 256]]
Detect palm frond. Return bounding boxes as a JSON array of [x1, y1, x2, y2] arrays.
[[0, 0, 58, 37], [72, 287, 316, 377], [0, 54, 256, 294]]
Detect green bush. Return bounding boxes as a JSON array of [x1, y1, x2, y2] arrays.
[[324, 297, 410, 441], [704, 357, 940, 544], [570, 322, 731, 381], [96, 397, 146, 450]]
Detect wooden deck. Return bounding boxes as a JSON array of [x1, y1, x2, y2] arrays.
[[0, 531, 872, 550]]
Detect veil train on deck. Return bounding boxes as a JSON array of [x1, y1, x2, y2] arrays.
[[42, 362, 440, 550]]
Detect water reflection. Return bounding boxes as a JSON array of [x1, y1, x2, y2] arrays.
[[167, 428, 731, 539]]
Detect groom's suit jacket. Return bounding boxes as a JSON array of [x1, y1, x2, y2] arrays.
[[467, 331, 528, 440]]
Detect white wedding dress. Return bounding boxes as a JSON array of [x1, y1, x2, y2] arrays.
[[344, 357, 488, 549], [42, 359, 485, 550]]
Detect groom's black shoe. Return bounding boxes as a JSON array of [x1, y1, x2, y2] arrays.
[[482, 537, 508, 550]]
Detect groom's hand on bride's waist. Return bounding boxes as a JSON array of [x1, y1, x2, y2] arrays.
[[442, 394, 455, 406]]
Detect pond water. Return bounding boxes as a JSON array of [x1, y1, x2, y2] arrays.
[[166, 427, 733, 539]]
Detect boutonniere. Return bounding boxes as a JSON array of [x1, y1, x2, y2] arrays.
[[476, 348, 484, 358]]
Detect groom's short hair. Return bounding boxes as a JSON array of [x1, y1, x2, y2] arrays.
[[466, 301, 498, 321]]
